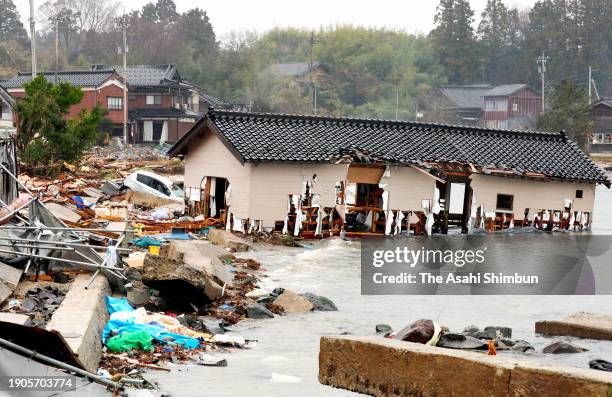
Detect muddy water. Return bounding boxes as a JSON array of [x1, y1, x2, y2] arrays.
[[148, 185, 612, 397]]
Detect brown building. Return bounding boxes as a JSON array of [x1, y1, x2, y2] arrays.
[[2, 70, 127, 131], [92, 64, 231, 143], [481, 84, 542, 130], [423, 84, 493, 126], [589, 98, 612, 153]]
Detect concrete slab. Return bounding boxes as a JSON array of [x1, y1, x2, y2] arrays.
[[0, 262, 21, 304], [45, 202, 81, 223], [536, 312, 612, 340], [0, 312, 31, 326], [46, 273, 110, 372], [319, 336, 612, 397], [208, 229, 251, 252]]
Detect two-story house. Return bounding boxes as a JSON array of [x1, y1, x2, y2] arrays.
[[0, 85, 15, 135], [481, 84, 542, 130], [589, 98, 612, 153], [1, 70, 128, 136], [92, 64, 229, 144], [423, 84, 493, 125]]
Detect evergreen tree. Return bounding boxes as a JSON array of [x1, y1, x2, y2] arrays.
[[0, 0, 30, 77], [431, 0, 478, 83], [537, 81, 593, 150]]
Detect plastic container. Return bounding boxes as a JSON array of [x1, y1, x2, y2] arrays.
[[148, 245, 160, 255]]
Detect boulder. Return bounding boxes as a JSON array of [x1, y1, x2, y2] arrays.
[[512, 340, 535, 353], [483, 326, 512, 339], [463, 325, 480, 337], [395, 319, 435, 344], [437, 333, 488, 350], [542, 341, 588, 354], [301, 292, 338, 311], [208, 229, 251, 252], [246, 302, 275, 319], [272, 290, 314, 313], [375, 324, 393, 336]]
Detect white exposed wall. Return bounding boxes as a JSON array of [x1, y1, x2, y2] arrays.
[[382, 166, 437, 210], [249, 163, 348, 223], [470, 174, 596, 214], [183, 131, 252, 219]]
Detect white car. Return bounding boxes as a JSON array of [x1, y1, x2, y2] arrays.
[[123, 170, 185, 209]]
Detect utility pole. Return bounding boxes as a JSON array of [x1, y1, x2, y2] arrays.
[[29, 0, 37, 77], [53, 15, 60, 84], [309, 31, 315, 115], [395, 91, 399, 120], [536, 52, 548, 113], [117, 14, 129, 145], [588, 66, 592, 104]]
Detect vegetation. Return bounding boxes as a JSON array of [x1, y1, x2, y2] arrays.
[[15, 75, 106, 167], [537, 81, 594, 150], [1, 0, 611, 127]]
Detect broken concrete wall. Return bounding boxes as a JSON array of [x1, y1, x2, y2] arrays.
[[249, 163, 348, 226], [383, 166, 436, 211], [183, 131, 252, 219], [470, 174, 596, 216]]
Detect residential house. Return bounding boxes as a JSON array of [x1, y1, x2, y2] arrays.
[[423, 84, 493, 126], [169, 109, 607, 238], [2, 70, 128, 135], [0, 85, 16, 135], [261, 61, 328, 94], [481, 84, 542, 130], [92, 64, 234, 143], [589, 98, 612, 153]]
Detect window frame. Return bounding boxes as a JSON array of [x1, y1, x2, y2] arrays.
[[146, 95, 162, 105], [106, 96, 123, 110], [496, 194, 514, 211]]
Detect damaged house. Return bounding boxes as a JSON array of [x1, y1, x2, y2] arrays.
[[169, 109, 609, 237]]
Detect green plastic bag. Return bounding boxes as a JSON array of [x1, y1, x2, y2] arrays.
[[106, 330, 153, 352]]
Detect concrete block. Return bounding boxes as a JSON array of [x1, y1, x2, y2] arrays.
[[45, 202, 81, 223], [0, 312, 31, 326], [319, 336, 612, 397], [207, 229, 251, 252], [273, 290, 314, 313], [536, 312, 612, 341], [46, 273, 110, 372], [0, 262, 21, 304], [319, 336, 513, 397]]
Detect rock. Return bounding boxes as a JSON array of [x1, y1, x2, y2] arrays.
[[511, 340, 535, 353], [463, 325, 480, 337], [500, 338, 515, 347], [246, 303, 275, 319], [197, 316, 226, 334], [109, 137, 124, 149], [482, 326, 512, 339], [300, 292, 337, 311], [542, 341, 588, 354], [437, 333, 488, 350], [272, 290, 314, 313], [208, 229, 251, 252], [375, 324, 393, 336], [272, 287, 285, 296], [395, 319, 435, 344], [126, 281, 150, 306]]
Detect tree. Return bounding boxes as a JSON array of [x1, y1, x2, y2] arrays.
[[141, 0, 178, 23], [0, 0, 30, 77], [15, 75, 106, 167], [431, 0, 478, 83], [537, 81, 593, 150]]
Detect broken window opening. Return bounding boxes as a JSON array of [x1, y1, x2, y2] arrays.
[[496, 194, 514, 211]]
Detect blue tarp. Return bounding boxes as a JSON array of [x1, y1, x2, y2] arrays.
[[102, 296, 200, 349]]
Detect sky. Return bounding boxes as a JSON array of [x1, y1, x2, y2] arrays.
[[17, 0, 537, 38]]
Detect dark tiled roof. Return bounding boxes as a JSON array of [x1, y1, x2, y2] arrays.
[[439, 84, 492, 109], [484, 84, 531, 97], [170, 109, 609, 185], [92, 64, 179, 86], [2, 70, 116, 89], [262, 61, 324, 78]]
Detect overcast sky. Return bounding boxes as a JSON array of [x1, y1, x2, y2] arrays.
[[18, 0, 537, 38]]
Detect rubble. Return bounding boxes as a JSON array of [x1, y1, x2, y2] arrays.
[[542, 340, 588, 354], [272, 289, 314, 313]]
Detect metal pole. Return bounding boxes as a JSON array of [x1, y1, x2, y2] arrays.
[[117, 15, 129, 145], [54, 16, 59, 84], [29, 0, 37, 77], [588, 66, 592, 104], [0, 248, 123, 271], [0, 161, 35, 197], [0, 226, 130, 233], [0, 243, 75, 251], [0, 237, 131, 251], [0, 197, 37, 223], [0, 337, 121, 390]]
